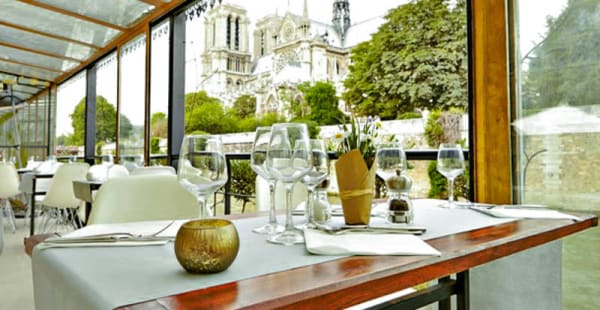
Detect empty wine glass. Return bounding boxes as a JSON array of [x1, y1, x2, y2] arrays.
[[299, 139, 329, 229], [436, 143, 465, 208], [178, 135, 228, 218], [266, 123, 311, 245], [250, 126, 284, 234]]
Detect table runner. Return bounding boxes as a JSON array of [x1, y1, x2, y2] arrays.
[[32, 199, 515, 310]]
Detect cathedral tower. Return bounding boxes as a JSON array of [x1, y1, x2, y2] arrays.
[[332, 0, 350, 45], [201, 4, 251, 104]]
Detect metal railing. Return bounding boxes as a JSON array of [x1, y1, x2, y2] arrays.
[[220, 149, 470, 214]]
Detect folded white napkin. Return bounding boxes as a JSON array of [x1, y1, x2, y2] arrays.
[[304, 229, 440, 256], [471, 207, 580, 221]]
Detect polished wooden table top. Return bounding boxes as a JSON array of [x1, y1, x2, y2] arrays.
[[118, 212, 597, 310]]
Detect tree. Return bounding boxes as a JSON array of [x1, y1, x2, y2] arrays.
[[184, 91, 241, 134], [523, 0, 600, 110], [232, 95, 257, 119], [70, 96, 132, 145], [343, 0, 467, 119], [150, 112, 168, 138], [297, 81, 347, 125]]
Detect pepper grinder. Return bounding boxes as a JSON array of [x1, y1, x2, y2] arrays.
[[385, 172, 414, 224]]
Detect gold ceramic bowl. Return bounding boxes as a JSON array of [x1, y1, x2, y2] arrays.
[[174, 219, 240, 273]]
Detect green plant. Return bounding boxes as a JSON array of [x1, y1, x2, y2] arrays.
[[424, 110, 443, 147], [397, 111, 422, 120], [229, 160, 257, 212], [428, 161, 470, 200], [335, 115, 380, 169]]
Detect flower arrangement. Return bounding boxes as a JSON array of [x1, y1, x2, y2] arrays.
[[333, 115, 382, 225], [335, 115, 381, 169]]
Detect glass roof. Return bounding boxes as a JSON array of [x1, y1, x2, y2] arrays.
[[0, 0, 180, 107]]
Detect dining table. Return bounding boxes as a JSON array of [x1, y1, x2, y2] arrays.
[[30, 199, 597, 310], [72, 179, 104, 224]]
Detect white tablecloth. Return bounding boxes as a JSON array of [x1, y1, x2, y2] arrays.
[[32, 199, 516, 310]]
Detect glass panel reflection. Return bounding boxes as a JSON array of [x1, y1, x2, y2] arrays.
[[0, 60, 59, 81], [0, 1, 121, 47], [96, 52, 118, 163], [0, 24, 95, 61], [119, 34, 146, 164], [35, 0, 155, 27], [150, 21, 170, 166], [55, 71, 86, 157], [0, 45, 78, 72]]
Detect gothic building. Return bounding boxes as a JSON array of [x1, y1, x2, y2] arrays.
[[198, 0, 383, 116]]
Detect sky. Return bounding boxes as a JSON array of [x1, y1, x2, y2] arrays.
[[55, 0, 568, 138]]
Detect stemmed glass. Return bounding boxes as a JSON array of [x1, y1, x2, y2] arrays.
[[178, 135, 228, 218], [266, 123, 312, 245], [250, 127, 284, 234], [436, 143, 465, 208], [299, 139, 329, 228]]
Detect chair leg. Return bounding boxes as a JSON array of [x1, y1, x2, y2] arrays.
[[3, 200, 17, 233]]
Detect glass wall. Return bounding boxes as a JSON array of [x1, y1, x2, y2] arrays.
[[149, 20, 171, 165], [513, 0, 600, 210], [95, 52, 119, 163], [513, 1, 600, 308], [118, 34, 146, 163], [55, 71, 86, 158]]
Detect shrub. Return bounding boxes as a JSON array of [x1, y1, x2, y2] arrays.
[[397, 111, 422, 120], [229, 160, 257, 212]]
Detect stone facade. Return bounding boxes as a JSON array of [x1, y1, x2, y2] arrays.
[[198, 0, 379, 115]]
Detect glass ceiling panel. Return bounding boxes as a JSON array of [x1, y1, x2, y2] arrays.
[[0, 61, 59, 82], [0, 25, 96, 61], [35, 0, 156, 28], [0, 45, 79, 72], [0, 0, 122, 47]]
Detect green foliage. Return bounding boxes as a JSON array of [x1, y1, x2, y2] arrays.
[[397, 111, 422, 120], [229, 160, 257, 209], [523, 1, 600, 110], [184, 91, 237, 134], [427, 161, 447, 198], [336, 116, 380, 169], [232, 95, 257, 119], [150, 112, 168, 139], [297, 81, 347, 125], [150, 137, 160, 154], [70, 96, 132, 146], [428, 161, 469, 200], [343, 0, 467, 118], [424, 110, 443, 147]]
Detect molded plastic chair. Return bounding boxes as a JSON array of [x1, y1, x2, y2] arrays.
[[39, 163, 90, 233], [0, 162, 20, 233], [87, 174, 199, 225], [107, 164, 130, 178], [130, 166, 176, 176]]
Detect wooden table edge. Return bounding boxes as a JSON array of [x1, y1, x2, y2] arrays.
[[117, 213, 597, 309]]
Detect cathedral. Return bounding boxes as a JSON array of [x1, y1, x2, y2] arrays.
[[198, 0, 384, 116]]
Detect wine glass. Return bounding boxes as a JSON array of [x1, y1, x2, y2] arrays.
[[178, 135, 228, 218], [299, 139, 329, 229], [250, 127, 284, 234], [376, 141, 407, 181], [436, 143, 465, 208], [266, 123, 311, 245]]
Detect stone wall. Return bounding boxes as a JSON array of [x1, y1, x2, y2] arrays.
[[520, 132, 600, 211]]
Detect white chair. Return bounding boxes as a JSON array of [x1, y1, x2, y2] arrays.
[[255, 176, 307, 212], [130, 166, 176, 176], [0, 162, 21, 233], [87, 174, 199, 225], [39, 163, 90, 233], [107, 164, 130, 178]]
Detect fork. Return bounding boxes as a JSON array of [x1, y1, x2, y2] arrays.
[[313, 223, 426, 235], [44, 220, 176, 244]]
